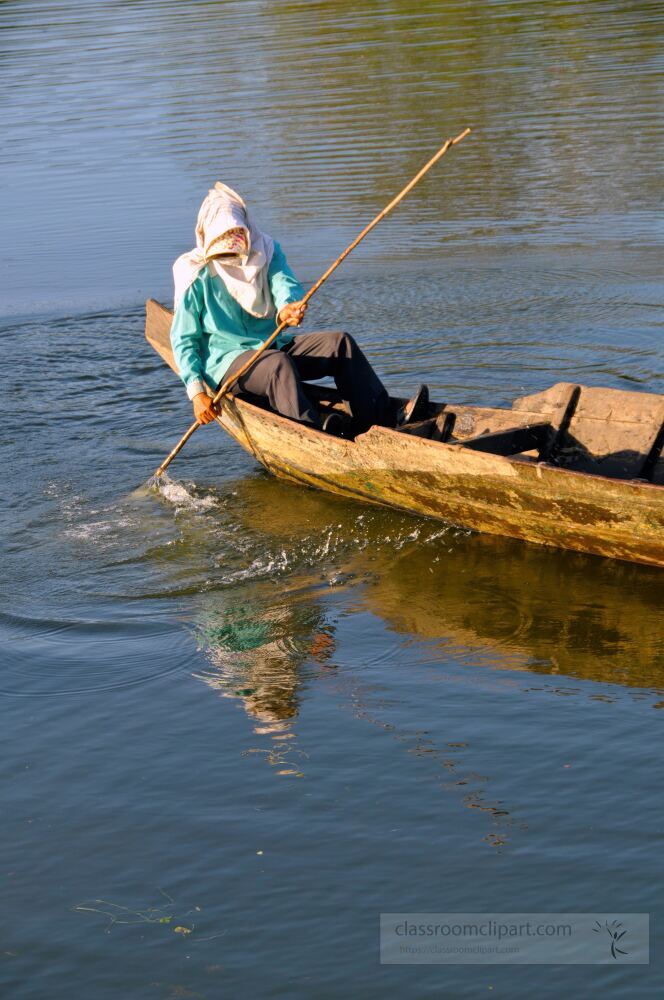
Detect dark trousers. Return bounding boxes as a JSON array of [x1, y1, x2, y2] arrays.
[[222, 331, 390, 433]]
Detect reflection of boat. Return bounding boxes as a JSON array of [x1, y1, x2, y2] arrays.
[[223, 475, 664, 694], [362, 533, 664, 691], [185, 475, 663, 831], [146, 299, 664, 567]]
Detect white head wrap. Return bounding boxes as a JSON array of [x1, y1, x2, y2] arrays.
[[173, 182, 275, 317]]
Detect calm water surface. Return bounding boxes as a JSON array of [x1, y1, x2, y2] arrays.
[[1, 2, 663, 997]]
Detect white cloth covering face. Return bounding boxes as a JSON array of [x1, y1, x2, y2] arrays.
[[173, 182, 276, 317]]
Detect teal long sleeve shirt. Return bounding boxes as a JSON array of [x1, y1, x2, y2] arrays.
[[170, 241, 304, 399]]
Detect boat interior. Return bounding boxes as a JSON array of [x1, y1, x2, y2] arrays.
[[301, 380, 664, 485]]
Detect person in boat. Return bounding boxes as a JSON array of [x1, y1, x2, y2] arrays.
[[170, 183, 428, 436]]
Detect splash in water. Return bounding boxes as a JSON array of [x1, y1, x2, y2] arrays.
[[140, 473, 218, 511]]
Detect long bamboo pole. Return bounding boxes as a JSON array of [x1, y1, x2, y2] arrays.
[[153, 127, 471, 478]]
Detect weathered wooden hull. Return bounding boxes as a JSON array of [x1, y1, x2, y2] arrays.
[[145, 299, 664, 568], [216, 393, 664, 567]]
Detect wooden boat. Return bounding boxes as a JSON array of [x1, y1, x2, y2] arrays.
[[146, 299, 664, 568]]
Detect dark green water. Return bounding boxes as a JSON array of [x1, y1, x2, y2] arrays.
[[1, 2, 663, 997]]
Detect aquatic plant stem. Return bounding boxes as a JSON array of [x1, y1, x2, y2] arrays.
[[153, 126, 471, 479]]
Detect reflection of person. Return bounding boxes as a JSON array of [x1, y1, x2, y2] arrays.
[[170, 183, 428, 436], [194, 600, 336, 736]]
